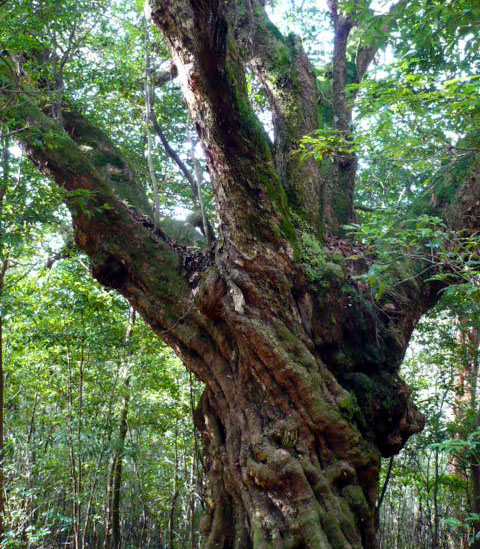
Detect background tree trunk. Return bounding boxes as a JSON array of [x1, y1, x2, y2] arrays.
[[105, 308, 135, 549], [0, 130, 9, 541]]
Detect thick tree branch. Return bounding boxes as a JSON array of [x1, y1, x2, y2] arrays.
[[60, 107, 152, 216], [231, 0, 325, 229], [324, 1, 408, 229], [325, 2, 358, 229], [330, 11, 353, 133], [373, 154, 480, 363], [150, 0, 295, 253], [0, 61, 197, 338]]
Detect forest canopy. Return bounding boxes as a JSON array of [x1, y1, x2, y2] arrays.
[[0, 0, 480, 547]]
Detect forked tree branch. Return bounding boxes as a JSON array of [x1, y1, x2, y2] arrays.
[[0, 59, 195, 336], [230, 0, 325, 228], [328, 0, 409, 121], [354, 0, 408, 86], [323, 0, 409, 228], [150, 0, 294, 252]]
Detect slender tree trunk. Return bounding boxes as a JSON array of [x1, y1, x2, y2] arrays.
[[0, 130, 9, 541], [104, 455, 115, 549], [143, 19, 160, 230], [111, 379, 130, 549], [0, 259, 7, 540], [169, 418, 179, 549], [471, 406, 480, 549], [77, 343, 84, 549], [190, 135, 211, 246], [453, 320, 480, 548], [189, 467, 195, 549], [188, 372, 199, 549], [105, 307, 135, 549], [415, 496, 424, 549], [432, 448, 440, 549], [375, 455, 394, 537], [66, 345, 81, 549], [82, 447, 106, 549], [23, 391, 38, 533], [395, 496, 407, 549]]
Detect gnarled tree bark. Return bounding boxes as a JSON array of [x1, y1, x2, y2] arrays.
[[1, 0, 479, 546]]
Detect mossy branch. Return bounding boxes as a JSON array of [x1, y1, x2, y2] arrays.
[[0, 59, 193, 325]]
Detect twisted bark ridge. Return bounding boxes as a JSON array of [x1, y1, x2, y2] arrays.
[[1, 0, 479, 547]]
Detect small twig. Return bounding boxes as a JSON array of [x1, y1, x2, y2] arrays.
[[375, 456, 394, 521], [354, 204, 390, 213], [157, 298, 197, 336]]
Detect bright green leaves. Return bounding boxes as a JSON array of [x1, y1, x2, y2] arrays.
[[297, 128, 361, 163], [344, 214, 480, 300], [3, 252, 201, 547], [347, 0, 480, 216], [392, 0, 480, 74], [355, 70, 480, 160]]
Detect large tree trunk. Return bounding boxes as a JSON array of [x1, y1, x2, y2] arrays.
[[1, 0, 480, 546], [185, 244, 424, 548]]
